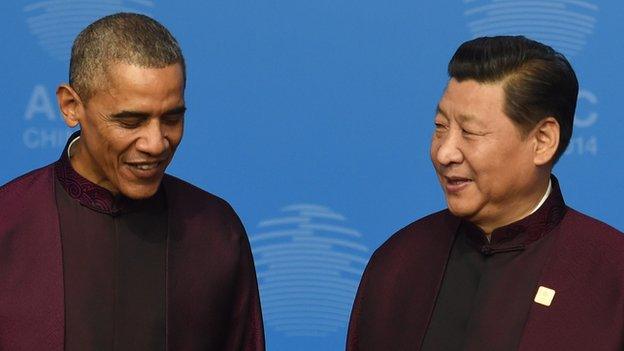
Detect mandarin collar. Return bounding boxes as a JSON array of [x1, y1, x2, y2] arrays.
[[460, 176, 567, 255], [54, 130, 164, 216]]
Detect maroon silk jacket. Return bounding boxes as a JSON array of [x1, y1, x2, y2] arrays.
[[347, 200, 624, 350], [0, 163, 264, 350]]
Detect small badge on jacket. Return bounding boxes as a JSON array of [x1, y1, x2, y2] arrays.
[[534, 286, 556, 306]]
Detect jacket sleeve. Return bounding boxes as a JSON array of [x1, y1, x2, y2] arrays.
[[346, 256, 372, 351], [224, 209, 266, 351]]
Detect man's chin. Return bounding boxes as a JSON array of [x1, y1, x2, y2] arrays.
[[446, 201, 478, 220], [119, 182, 162, 200]]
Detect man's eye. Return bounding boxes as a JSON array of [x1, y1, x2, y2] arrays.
[[118, 119, 143, 128], [162, 115, 184, 125], [462, 129, 482, 136]]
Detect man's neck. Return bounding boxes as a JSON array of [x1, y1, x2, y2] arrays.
[[529, 179, 552, 215], [482, 178, 552, 239]]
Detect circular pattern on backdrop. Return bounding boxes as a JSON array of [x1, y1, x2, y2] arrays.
[[463, 0, 599, 57], [250, 204, 369, 337], [24, 0, 154, 62]]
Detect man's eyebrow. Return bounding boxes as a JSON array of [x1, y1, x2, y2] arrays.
[[163, 106, 187, 115], [457, 113, 483, 125], [435, 105, 448, 118], [110, 110, 150, 119], [110, 106, 187, 119], [435, 105, 485, 126]]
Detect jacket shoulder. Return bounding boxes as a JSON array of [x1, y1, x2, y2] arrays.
[[369, 209, 458, 266], [0, 164, 55, 193], [378, 209, 456, 248], [546, 207, 624, 296], [162, 174, 235, 212], [564, 207, 623, 236], [0, 164, 57, 232], [162, 174, 244, 231], [560, 208, 624, 262], [0, 164, 55, 206]]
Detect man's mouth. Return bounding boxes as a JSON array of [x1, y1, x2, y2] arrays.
[[444, 176, 472, 192], [125, 160, 166, 178], [130, 162, 160, 170]]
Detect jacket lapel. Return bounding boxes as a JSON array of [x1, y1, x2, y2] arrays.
[[354, 210, 458, 350], [412, 211, 459, 349]]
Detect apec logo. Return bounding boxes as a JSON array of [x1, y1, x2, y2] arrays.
[[24, 0, 154, 62], [567, 89, 599, 156], [250, 204, 369, 337], [22, 84, 73, 149], [463, 0, 599, 57]]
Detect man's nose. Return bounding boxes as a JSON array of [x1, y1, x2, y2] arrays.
[[136, 119, 169, 156], [434, 132, 463, 166]]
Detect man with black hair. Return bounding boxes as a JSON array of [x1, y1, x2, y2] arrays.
[[0, 13, 264, 350], [347, 36, 624, 350]]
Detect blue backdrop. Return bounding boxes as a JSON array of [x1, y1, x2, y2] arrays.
[[1, 1, 622, 349]]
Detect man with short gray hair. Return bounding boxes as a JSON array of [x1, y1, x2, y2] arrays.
[[0, 13, 264, 350]]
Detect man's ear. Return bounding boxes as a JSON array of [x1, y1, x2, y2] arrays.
[[56, 84, 83, 128], [532, 117, 560, 166]]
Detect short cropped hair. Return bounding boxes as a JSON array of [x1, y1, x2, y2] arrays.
[[448, 36, 578, 164], [69, 12, 185, 102]]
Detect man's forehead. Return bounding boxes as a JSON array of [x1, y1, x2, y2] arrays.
[[103, 61, 182, 81], [89, 62, 184, 98], [437, 79, 506, 122]]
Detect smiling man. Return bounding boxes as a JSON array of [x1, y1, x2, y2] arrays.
[[347, 36, 624, 350], [0, 13, 264, 350]]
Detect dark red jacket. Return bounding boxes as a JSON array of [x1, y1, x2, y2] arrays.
[[347, 206, 624, 350], [0, 163, 265, 351]]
